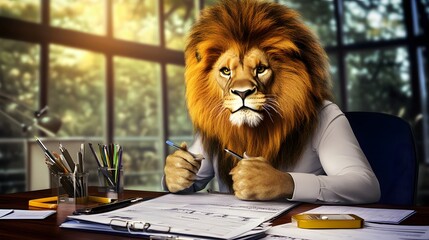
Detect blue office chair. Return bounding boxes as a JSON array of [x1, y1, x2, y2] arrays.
[[344, 111, 418, 205]]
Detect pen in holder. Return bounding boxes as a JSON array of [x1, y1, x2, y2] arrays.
[[97, 166, 124, 199], [35, 137, 89, 208], [90, 143, 124, 199], [56, 170, 89, 205]]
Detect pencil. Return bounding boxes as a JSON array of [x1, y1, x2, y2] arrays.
[[165, 140, 203, 159], [224, 148, 243, 160]]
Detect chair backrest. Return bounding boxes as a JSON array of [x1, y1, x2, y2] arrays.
[[344, 112, 418, 205]]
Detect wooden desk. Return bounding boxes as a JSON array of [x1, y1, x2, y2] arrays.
[[0, 188, 428, 240]]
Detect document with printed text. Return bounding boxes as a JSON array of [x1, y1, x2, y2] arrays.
[[62, 193, 299, 239]]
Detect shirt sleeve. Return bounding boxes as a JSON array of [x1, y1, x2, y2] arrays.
[[289, 104, 381, 204]]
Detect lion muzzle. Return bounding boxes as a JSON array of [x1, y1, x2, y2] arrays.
[[225, 83, 266, 127]]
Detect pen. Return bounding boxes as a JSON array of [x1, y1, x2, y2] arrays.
[[73, 197, 146, 215], [59, 154, 72, 172], [53, 152, 69, 173], [77, 151, 83, 173], [80, 143, 85, 172], [88, 142, 102, 167], [115, 145, 123, 192], [224, 148, 243, 160], [35, 137, 57, 164], [165, 140, 203, 159], [59, 143, 75, 171], [99, 166, 115, 186]]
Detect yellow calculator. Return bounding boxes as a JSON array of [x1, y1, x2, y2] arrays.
[[292, 214, 364, 229]]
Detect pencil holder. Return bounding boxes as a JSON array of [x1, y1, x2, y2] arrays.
[[56, 171, 88, 205], [97, 166, 124, 199]]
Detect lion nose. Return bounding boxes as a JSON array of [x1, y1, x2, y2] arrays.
[[231, 88, 256, 100]]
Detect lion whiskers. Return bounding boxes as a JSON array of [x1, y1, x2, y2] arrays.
[[262, 105, 275, 123], [265, 96, 283, 119], [224, 94, 282, 127]]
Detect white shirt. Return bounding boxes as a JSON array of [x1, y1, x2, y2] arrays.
[[180, 101, 381, 204]]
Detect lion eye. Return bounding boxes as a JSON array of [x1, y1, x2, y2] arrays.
[[256, 65, 267, 75], [219, 67, 231, 77]]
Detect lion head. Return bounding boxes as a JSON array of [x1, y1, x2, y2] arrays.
[[184, 0, 332, 190]]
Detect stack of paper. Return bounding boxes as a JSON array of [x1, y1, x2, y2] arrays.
[[266, 222, 429, 240], [264, 205, 427, 240], [303, 205, 415, 224], [61, 193, 298, 239]]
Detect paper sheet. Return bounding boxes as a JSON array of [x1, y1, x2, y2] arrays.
[[0, 209, 56, 219], [266, 222, 429, 240], [65, 193, 298, 239], [303, 205, 415, 224], [0, 209, 13, 218]]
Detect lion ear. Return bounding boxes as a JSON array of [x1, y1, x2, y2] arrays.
[[195, 50, 202, 62]]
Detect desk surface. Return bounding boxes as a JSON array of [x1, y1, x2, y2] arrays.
[[0, 188, 428, 240]]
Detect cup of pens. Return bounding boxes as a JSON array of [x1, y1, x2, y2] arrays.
[[97, 166, 124, 199], [57, 171, 88, 205], [92, 143, 124, 199], [35, 137, 89, 207]]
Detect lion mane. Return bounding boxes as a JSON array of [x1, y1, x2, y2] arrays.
[[184, 0, 332, 190]]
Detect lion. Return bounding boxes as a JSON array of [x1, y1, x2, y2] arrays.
[[164, 0, 380, 203]]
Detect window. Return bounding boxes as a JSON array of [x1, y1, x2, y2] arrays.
[[114, 57, 163, 190], [164, 0, 197, 50], [0, 38, 39, 193], [51, 0, 106, 35], [0, 1, 428, 205], [0, 0, 194, 193], [278, 0, 428, 205], [166, 64, 193, 138], [278, 0, 337, 47], [49, 45, 105, 137], [345, 47, 412, 114], [343, 0, 406, 44], [0, 0, 40, 23], [114, 0, 159, 45]]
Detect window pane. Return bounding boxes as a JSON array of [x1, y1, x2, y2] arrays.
[[164, 0, 196, 50], [328, 53, 342, 109], [203, 0, 218, 8], [166, 64, 193, 137], [346, 47, 413, 120], [343, 0, 406, 44], [279, 0, 336, 47], [417, 0, 429, 35], [114, 57, 162, 191], [114, 57, 161, 137], [51, 0, 106, 35], [119, 141, 162, 191], [419, 46, 429, 164], [0, 38, 39, 137], [423, 47, 429, 98], [0, 142, 26, 194], [0, 0, 40, 23], [113, 0, 160, 45], [49, 45, 105, 137]]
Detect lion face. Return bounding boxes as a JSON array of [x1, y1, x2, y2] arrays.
[[215, 48, 272, 127]]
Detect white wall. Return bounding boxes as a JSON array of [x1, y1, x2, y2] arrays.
[[27, 139, 90, 190]]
